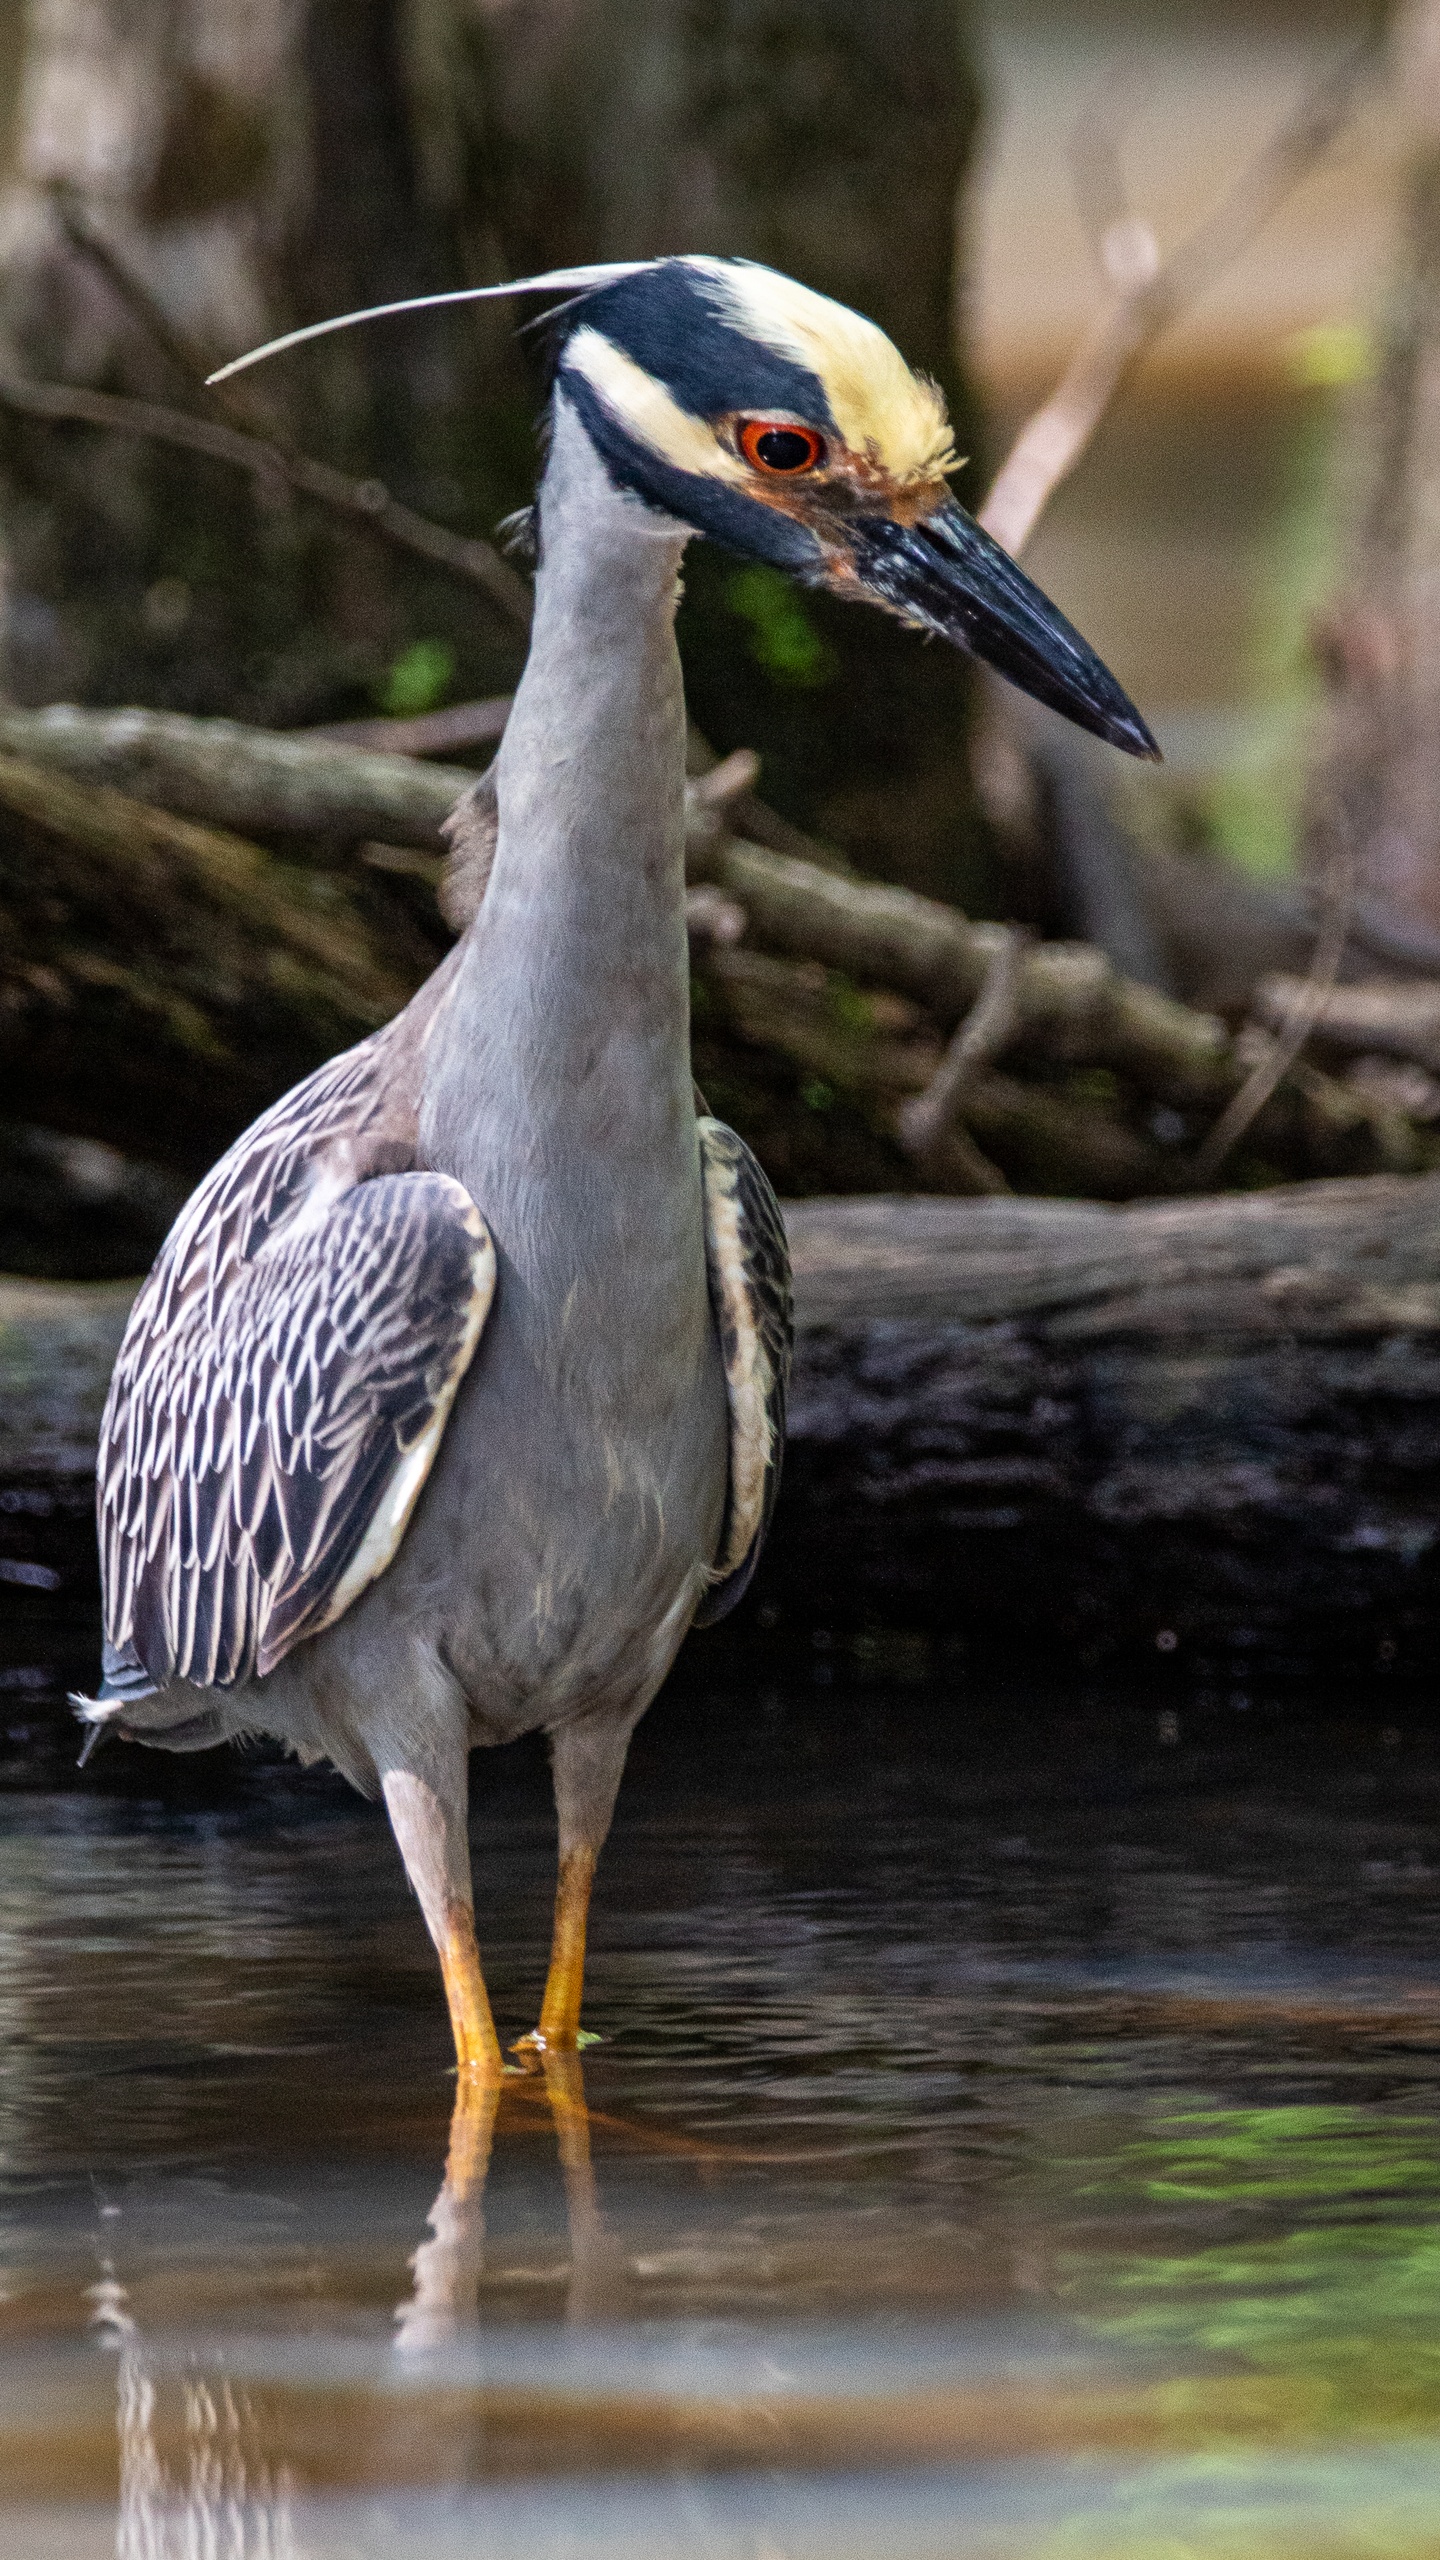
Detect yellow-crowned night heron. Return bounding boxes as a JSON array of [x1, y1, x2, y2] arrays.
[[78, 257, 1154, 2080]]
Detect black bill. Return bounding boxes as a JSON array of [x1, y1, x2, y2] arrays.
[[841, 500, 1159, 760]]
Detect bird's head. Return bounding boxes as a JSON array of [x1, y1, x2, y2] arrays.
[[549, 258, 1151, 756], [211, 253, 1155, 758]]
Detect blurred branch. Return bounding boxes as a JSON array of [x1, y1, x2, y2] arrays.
[[1068, 65, 1155, 271], [1193, 836, 1357, 1185], [0, 370, 535, 632], [309, 698, 515, 755], [34, 194, 533, 632], [51, 190, 285, 445], [0, 699, 476, 849], [895, 927, 1026, 1192], [0, 702, 757, 868], [1254, 973, 1440, 1076], [979, 34, 1383, 558]]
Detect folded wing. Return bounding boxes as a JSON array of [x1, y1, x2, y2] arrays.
[[97, 1001, 494, 1698], [693, 1117, 793, 1626]]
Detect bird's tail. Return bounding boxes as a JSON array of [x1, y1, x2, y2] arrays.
[[72, 1643, 233, 1762]]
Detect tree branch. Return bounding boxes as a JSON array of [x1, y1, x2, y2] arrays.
[[895, 928, 1027, 1191], [51, 189, 288, 446], [1193, 835, 1356, 1184], [979, 34, 1382, 558], [1253, 974, 1440, 1077], [0, 371, 535, 633], [307, 697, 515, 756], [0, 702, 762, 869]]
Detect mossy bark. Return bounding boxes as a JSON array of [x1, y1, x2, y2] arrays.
[[16, 1178, 1440, 1680], [0, 752, 438, 1170]]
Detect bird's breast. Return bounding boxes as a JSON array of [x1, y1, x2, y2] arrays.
[[407, 1144, 729, 1731]]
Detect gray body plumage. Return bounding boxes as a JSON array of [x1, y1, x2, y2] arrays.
[[86, 253, 1150, 2059], [87, 402, 767, 1828], [413, 406, 727, 1741]]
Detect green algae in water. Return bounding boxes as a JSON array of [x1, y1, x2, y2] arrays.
[[1064, 2104, 1440, 2439]]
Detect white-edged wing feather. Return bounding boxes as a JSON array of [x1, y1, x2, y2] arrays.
[[694, 1117, 793, 1625], [96, 1000, 495, 1695]]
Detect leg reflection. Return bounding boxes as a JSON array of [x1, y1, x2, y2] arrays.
[[394, 2070, 502, 2355], [539, 2049, 630, 2326], [90, 2252, 301, 2559], [394, 2054, 629, 2348]]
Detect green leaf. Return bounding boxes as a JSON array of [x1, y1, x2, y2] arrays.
[[379, 638, 456, 718], [724, 566, 838, 688]]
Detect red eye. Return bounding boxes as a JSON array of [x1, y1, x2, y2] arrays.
[[738, 419, 826, 475]]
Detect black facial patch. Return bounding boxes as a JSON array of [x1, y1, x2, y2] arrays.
[[558, 371, 824, 574], [571, 260, 834, 432]]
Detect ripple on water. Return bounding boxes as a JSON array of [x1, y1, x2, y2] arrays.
[[4, 1607, 1440, 2552]]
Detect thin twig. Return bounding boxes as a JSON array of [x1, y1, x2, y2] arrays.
[[1191, 838, 1357, 1185], [50, 187, 292, 447], [0, 371, 534, 632], [1252, 973, 1440, 1078], [306, 697, 515, 755], [979, 34, 1382, 558], [1069, 63, 1156, 276], [40, 195, 535, 633], [896, 925, 1029, 1189]]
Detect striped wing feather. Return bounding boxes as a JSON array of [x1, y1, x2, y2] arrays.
[[98, 1003, 494, 1694], [693, 1118, 793, 1626]]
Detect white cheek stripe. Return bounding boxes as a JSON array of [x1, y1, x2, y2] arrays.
[[565, 329, 752, 486]]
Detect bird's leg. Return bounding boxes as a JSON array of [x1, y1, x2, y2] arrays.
[[382, 1744, 503, 2080], [514, 1707, 638, 2054], [533, 1844, 597, 2050]]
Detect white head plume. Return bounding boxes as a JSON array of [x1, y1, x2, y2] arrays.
[[206, 263, 657, 387]]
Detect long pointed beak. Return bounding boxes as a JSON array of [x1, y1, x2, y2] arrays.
[[839, 501, 1159, 759]]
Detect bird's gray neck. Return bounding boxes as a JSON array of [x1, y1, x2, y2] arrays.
[[422, 396, 697, 1344], [490, 391, 692, 948]]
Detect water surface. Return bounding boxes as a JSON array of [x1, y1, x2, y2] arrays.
[[3, 1616, 1440, 2556]]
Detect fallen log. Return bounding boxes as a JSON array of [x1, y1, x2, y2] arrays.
[[0, 704, 1392, 1118], [9, 1176, 1440, 1682], [0, 702, 766, 868], [0, 751, 434, 1167], [1256, 973, 1440, 1074], [0, 702, 480, 852], [0, 715, 1427, 1196], [770, 1176, 1440, 1678], [0, 745, 863, 1183]]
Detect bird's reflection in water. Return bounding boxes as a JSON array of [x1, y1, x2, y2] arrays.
[[93, 2055, 622, 2550], [397, 2048, 627, 2350], [91, 2259, 303, 2559], [391, 2068, 502, 2358]]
